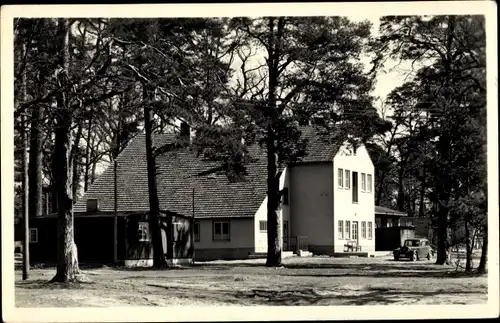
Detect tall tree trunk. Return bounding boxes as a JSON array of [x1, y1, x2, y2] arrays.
[[143, 85, 168, 268], [375, 170, 385, 206], [28, 102, 44, 218], [71, 123, 82, 201], [396, 159, 405, 212], [265, 17, 282, 267], [20, 40, 30, 280], [51, 18, 80, 283], [465, 218, 473, 271], [477, 222, 487, 274], [112, 114, 121, 265], [435, 16, 455, 266], [375, 124, 399, 206], [84, 116, 92, 192], [22, 114, 30, 280], [418, 170, 426, 218], [91, 151, 97, 184], [435, 208, 450, 265], [50, 133, 58, 214]]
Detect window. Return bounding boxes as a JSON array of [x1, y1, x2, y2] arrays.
[[259, 220, 267, 232], [345, 221, 351, 239], [352, 171, 358, 203], [345, 170, 351, 189], [361, 173, 366, 192], [367, 174, 373, 193], [194, 221, 200, 242], [338, 168, 344, 188], [29, 228, 38, 243], [368, 222, 373, 239], [138, 222, 150, 242], [352, 222, 358, 240], [375, 218, 381, 229], [338, 221, 344, 239], [361, 221, 366, 239], [387, 218, 393, 228], [213, 221, 230, 241], [405, 239, 420, 247]]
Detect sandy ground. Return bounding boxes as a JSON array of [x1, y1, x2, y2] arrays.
[[14, 255, 487, 307]]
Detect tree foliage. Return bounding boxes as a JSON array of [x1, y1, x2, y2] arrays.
[[372, 15, 487, 269]]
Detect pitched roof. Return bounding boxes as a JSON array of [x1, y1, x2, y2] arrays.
[[375, 205, 408, 217], [298, 126, 347, 163], [74, 126, 347, 219], [74, 133, 268, 218]]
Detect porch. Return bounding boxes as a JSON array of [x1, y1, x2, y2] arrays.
[[283, 236, 308, 253], [248, 236, 309, 259]]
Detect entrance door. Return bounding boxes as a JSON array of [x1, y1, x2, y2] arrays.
[[352, 221, 359, 248], [283, 221, 289, 251]]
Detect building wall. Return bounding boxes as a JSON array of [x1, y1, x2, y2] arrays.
[[289, 163, 334, 255], [194, 217, 254, 261], [254, 168, 289, 253], [333, 143, 376, 253], [29, 216, 127, 264], [375, 227, 415, 251], [375, 214, 402, 228]]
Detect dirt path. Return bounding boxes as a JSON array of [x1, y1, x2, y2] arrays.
[[15, 256, 488, 307]]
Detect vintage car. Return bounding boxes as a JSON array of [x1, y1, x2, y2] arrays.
[[393, 238, 434, 261]]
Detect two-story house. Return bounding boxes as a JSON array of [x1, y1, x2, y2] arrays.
[[283, 128, 376, 256], [28, 125, 377, 266]]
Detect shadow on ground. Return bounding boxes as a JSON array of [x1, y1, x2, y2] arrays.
[[16, 279, 95, 290], [233, 286, 484, 306], [282, 269, 484, 279]]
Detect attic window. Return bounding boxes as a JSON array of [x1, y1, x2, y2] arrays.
[[86, 199, 99, 212]]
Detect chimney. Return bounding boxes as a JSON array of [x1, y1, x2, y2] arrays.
[[180, 122, 191, 145], [86, 199, 99, 212]]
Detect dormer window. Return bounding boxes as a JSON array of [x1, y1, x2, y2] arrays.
[[86, 199, 99, 212]]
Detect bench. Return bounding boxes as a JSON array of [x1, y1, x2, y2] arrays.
[[344, 240, 362, 252]]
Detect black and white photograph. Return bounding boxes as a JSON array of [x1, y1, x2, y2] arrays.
[[1, 1, 498, 322]]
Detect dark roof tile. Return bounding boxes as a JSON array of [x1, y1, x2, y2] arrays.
[[74, 127, 345, 218]]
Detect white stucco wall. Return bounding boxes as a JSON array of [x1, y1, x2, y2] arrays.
[[194, 218, 254, 249], [254, 168, 289, 253], [333, 143, 375, 253], [289, 163, 334, 253]]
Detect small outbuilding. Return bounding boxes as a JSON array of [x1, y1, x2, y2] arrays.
[[28, 210, 194, 267], [374, 206, 415, 251]]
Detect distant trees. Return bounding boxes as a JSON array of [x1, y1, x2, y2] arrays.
[[15, 17, 127, 281], [372, 15, 487, 271]]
